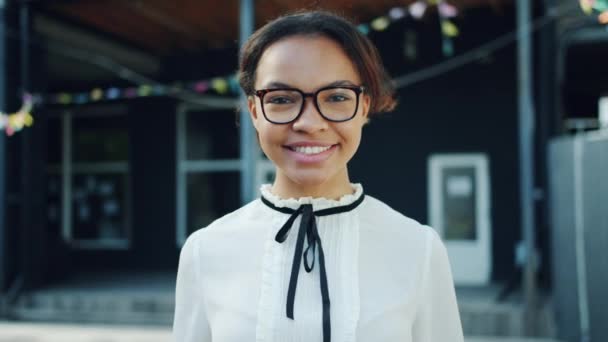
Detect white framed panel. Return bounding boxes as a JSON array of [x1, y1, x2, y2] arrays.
[[47, 110, 132, 250], [428, 153, 492, 285], [175, 104, 243, 246]]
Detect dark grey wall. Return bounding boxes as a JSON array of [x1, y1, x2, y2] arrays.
[[351, 6, 521, 282], [10, 5, 533, 286]]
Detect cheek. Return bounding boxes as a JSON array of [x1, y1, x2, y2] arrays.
[[351, 132, 363, 153], [339, 124, 364, 153], [256, 125, 284, 152]]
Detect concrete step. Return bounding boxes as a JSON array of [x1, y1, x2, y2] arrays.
[[10, 276, 558, 338], [457, 286, 556, 337], [467, 339, 563, 342], [12, 290, 174, 326]]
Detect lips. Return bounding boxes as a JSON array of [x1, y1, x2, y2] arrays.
[[289, 145, 332, 155], [284, 143, 338, 163]]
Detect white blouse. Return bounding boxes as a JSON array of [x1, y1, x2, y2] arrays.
[[173, 184, 464, 342]]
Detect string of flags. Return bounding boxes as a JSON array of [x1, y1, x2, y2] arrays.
[[41, 76, 240, 106], [35, 0, 460, 107], [0, 94, 34, 136], [357, 0, 460, 57], [2, 0, 461, 135], [579, 0, 608, 24]]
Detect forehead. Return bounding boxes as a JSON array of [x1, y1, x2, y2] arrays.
[[255, 35, 361, 90]]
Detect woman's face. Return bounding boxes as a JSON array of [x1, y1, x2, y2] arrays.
[[248, 35, 370, 195]]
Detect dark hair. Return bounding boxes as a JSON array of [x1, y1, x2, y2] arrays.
[[238, 10, 396, 115]]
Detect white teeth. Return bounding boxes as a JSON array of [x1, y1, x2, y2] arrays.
[[292, 145, 332, 155]]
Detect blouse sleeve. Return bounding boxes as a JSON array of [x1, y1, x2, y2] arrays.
[[172, 233, 212, 342], [412, 229, 464, 342]]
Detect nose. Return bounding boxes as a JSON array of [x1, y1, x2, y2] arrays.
[[291, 97, 328, 133]]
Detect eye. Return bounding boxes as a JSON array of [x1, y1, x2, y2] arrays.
[[265, 92, 298, 105], [328, 94, 350, 102], [322, 91, 353, 103]]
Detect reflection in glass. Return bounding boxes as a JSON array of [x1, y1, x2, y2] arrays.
[[47, 174, 62, 237], [441, 166, 477, 240], [71, 173, 128, 240], [187, 172, 240, 235], [72, 115, 129, 162], [47, 117, 62, 164], [186, 110, 239, 160]]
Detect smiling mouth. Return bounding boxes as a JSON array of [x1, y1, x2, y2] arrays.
[[286, 145, 335, 155]]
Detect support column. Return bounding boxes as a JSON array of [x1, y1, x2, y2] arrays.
[[516, 0, 538, 335], [19, 0, 33, 292], [239, 0, 256, 204], [0, 0, 7, 296]]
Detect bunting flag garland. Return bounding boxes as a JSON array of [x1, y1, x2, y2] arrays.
[[357, 0, 460, 55], [42, 75, 240, 107], [0, 94, 34, 136], [600, 11, 608, 24], [8, 0, 460, 118], [437, 0, 458, 57], [580, 0, 608, 24]]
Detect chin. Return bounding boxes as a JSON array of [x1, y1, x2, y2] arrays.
[[290, 175, 331, 188], [285, 169, 336, 189]]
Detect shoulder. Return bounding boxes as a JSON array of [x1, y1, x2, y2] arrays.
[[357, 195, 448, 282], [360, 195, 433, 238], [182, 199, 264, 249], [203, 199, 261, 231]]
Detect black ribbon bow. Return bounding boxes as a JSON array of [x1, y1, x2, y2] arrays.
[[261, 193, 365, 342]]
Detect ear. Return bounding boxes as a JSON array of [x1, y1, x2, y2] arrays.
[[360, 93, 371, 121], [248, 96, 257, 118], [248, 96, 260, 128]]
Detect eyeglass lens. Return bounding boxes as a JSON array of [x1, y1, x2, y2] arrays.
[[262, 87, 358, 123]]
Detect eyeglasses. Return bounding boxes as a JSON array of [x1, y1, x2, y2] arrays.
[[254, 85, 365, 124]]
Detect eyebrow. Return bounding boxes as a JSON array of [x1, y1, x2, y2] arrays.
[[262, 80, 358, 90]]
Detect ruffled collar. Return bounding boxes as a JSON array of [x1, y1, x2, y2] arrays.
[[259, 183, 364, 211], [258, 183, 365, 342]]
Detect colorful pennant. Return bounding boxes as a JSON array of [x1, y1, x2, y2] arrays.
[[41, 74, 238, 107], [580, 0, 608, 23], [0, 94, 34, 136], [19, 0, 460, 113]]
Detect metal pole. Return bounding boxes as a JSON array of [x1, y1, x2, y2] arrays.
[[19, 0, 31, 291], [20, 3, 28, 90], [239, 0, 256, 204], [517, 0, 537, 335], [0, 0, 7, 296]]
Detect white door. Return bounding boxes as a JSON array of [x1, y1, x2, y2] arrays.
[[428, 154, 492, 285]]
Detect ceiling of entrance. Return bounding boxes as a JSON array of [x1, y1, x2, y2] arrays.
[[42, 0, 512, 55]]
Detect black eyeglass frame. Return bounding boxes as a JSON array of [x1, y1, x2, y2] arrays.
[[253, 85, 365, 124]]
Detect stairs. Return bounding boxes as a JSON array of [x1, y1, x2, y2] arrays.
[[11, 271, 174, 326], [9, 275, 558, 339]]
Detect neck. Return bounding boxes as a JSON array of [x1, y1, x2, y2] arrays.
[[271, 168, 354, 200]]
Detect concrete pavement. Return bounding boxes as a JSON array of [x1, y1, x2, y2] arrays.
[[0, 322, 170, 342], [0, 322, 563, 342]]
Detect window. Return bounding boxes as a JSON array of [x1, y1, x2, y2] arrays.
[[176, 105, 241, 246], [46, 106, 131, 249]]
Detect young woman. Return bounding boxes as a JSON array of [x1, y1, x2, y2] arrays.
[[173, 10, 463, 342]]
